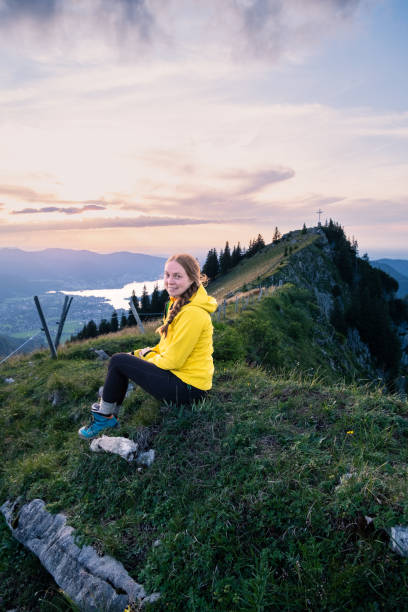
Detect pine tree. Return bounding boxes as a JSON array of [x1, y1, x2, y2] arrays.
[[202, 249, 212, 278], [302, 223, 307, 234], [140, 285, 151, 321], [231, 243, 242, 267], [110, 311, 119, 332], [86, 320, 98, 338], [98, 319, 111, 335], [150, 284, 162, 314], [256, 233, 265, 249], [120, 313, 127, 329], [159, 289, 169, 313], [203, 248, 219, 279], [127, 291, 139, 326], [127, 310, 136, 326], [273, 227, 281, 242], [220, 241, 232, 274], [218, 248, 224, 274]]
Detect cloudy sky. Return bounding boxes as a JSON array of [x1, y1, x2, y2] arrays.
[[0, 0, 407, 259]]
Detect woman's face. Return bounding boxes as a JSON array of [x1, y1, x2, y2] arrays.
[[164, 260, 193, 297]]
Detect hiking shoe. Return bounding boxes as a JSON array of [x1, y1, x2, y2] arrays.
[[78, 412, 118, 439]]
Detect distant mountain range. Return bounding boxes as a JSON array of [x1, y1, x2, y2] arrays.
[[372, 259, 408, 298], [0, 248, 167, 298]]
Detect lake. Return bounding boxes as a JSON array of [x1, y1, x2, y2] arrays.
[[57, 279, 165, 311]]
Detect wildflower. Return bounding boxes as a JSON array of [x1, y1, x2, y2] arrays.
[[346, 430, 354, 435]]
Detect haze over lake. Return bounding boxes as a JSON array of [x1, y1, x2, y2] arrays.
[[56, 279, 165, 311]]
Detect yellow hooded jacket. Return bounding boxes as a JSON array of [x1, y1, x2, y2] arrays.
[[134, 284, 218, 390]]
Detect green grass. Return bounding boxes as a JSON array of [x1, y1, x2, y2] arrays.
[[1, 289, 408, 610], [209, 231, 318, 301]]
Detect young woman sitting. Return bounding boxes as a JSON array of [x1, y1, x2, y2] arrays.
[[78, 253, 218, 439]]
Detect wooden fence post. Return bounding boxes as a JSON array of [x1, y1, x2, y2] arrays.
[[55, 296, 74, 349], [129, 298, 145, 334], [34, 296, 57, 359]]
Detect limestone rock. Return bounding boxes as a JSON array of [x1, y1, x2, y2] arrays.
[[89, 436, 155, 466], [90, 435, 138, 462], [1, 499, 159, 611], [137, 449, 155, 467], [390, 526, 408, 557], [90, 348, 110, 360]]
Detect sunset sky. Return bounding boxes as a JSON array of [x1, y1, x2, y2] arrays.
[[0, 0, 407, 260]]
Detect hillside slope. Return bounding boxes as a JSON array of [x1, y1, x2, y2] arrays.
[[1, 309, 408, 608], [1, 228, 408, 610], [208, 230, 318, 301]]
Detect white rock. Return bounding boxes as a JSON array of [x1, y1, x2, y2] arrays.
[[90, 436, 138, 462], [137, 449, 155, 467], [90, 348, 110, 360], [1, 499, 160, 611], [390, 526, 408, 557], [4, 377, 15, 384]]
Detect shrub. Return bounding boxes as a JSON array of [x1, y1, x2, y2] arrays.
[[213, 323, 246, 362]]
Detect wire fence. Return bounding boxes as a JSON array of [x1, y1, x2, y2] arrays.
[[0, 331, 43, 366], [211, 284, 279, 321]]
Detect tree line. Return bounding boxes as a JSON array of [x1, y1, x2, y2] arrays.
[[324, 219, 407, 381], [202, 228, 283, 279], [71, 229, 282, 342]]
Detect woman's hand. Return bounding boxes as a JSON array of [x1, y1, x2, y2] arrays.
[[139, 346, 152, 357]]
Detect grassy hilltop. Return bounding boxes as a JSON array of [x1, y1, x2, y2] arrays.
[[1, 229, 408, 611]]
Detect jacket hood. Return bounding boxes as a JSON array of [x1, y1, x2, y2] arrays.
[[170, 284, 217, 314], [191, 284, 218, 313]]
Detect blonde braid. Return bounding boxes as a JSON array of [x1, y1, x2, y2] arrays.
[[157, 280, 199, 337]]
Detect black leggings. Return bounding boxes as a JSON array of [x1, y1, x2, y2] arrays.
[[102, 352, 207, 406]]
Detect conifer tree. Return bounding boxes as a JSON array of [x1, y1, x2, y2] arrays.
[[256, 233, 265, 249], [150, 284, 162, 314], [139, 285, 151, 321], [98, 319, 111, 335], [202, 249, 214, 278], [140, 285, 150, 313], [273, 227, 281, 242], [127, 291, 138, 326], [110, 311, 119, 332], [86, 320, 98, 338], [202, 248, 219, 279], [127, 310, 136, 326], [220, 241, 232, 274], [302, 223, 307, 234], [232, 242, 242, 266], [120, 313, 127, 329], [160, 288, 168, 309], [247, 234, 265, 257]]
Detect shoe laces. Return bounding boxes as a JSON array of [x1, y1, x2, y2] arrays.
[[84, 414, 97, 429]]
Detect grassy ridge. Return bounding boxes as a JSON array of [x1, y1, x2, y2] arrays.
[[209, 231, 318, 301], [1, 287, 408, 610]]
